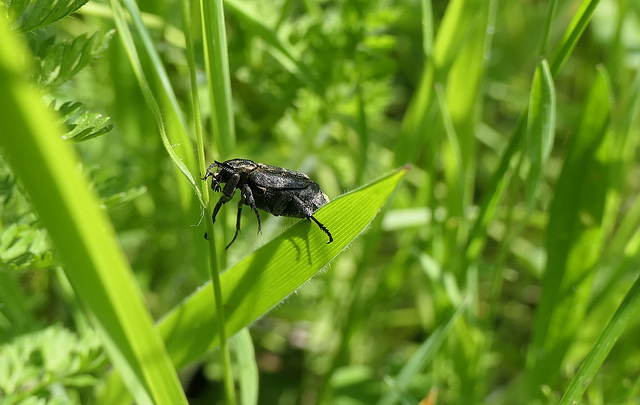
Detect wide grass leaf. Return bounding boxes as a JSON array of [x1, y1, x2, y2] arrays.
[[166, 165, 408, 362], [100, 165, 409, 404], [526, 67, 612, 397]]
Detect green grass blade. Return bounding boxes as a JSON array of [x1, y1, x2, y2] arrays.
[[0, 15, 187, 405], [526, 67, 612, 397], [525, 59, 556, 204], [235, 328, 259, 405], [377, 300, 467, 405], [549, 0, 602, 75], [200, 0, 235, 157], [180, 0, 208, 204], [559, 274, 640, 405], [439, 0, 493, 273], [100, 166, 409, 404], [421, 0, 433, 58], [192, 1, 238, 401], [538, 0, 557, 56], [431, 0, 482, 68]]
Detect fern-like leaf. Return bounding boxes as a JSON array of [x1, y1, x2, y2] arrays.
[[0, 224, 54, 271], [0, 325, 107, 403], [5, 0, 90, 32], [54, 101, 113, 142], [32, 30, 114, 89]]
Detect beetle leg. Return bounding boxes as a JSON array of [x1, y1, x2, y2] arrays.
[[212, 194, 232, 223], [222, 174, 240, 198], [241, 184, 262, 233], [309, 215, 333, 244], [225, 200, 243, 249], [291, 195, 333, 243]]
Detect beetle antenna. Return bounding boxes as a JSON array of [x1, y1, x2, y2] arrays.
[[201, 162, 218, 180], [309, 215, 333, 244]]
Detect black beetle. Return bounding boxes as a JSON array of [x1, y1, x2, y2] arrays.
[[202, 159, 333, 249]]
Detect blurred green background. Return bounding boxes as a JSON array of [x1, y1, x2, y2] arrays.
[[2, 0, 640, 404]]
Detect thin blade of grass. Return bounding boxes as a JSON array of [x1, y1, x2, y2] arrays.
[[119, 0, 195, 170], [421, 0, 433, 58], [200, 0, 235, 157], [0, 15, 187, 405], [439, 0, 493, 277], [235, 328, 259, 405], [559, 273, 640, 405], [377, 300, 467, 405], [180, 0, 208, 204], [195, 0, 238, 401], [549, 0, 603, 76]]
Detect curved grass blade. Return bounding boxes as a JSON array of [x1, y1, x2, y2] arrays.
[[377, 299, 467, 405], [525, 59, 556, 204], [100, 166, 410, 404], [559, 273, 640, 405], [109, 0, 203, 206]]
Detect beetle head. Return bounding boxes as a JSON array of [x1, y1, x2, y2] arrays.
[[203, 159, 258, 193], [202, 161, 223, 192]]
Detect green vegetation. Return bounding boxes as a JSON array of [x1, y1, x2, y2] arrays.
[[1, 0, 639, 404]]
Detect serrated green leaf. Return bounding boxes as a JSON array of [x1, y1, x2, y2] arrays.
[[100, 186, 147, 209], [53, 101, 113, 142], [0, 225, 53, 270], [0, 324, 106, 402], [99, 166, 410, 405], [7, 0, 89, 32], [33, 30, 114, 89]]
